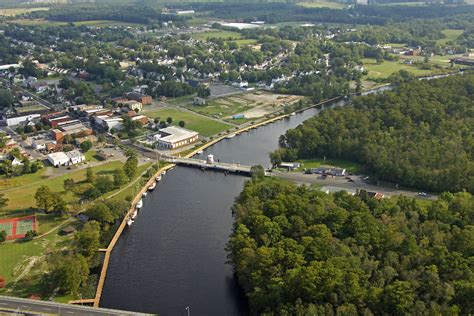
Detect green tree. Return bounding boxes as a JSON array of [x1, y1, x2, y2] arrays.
[[85, 202, 114, 224], [250, 165, 265, 180], [123, 156, 138, 179], [178, 120, 186, 128], [80, 140, 93, 153], [0, 230, 6, 243], [35, 185, 55, 212], [166, 117, 173, 124], [197, 85, 211, 98], [0, 193, 9, 210], [75, 221, 100, 261], [0, 89, 14, 108], [48, 253, 89, 295], [86, 167, 96, 183], [113, 168, 128, 187]]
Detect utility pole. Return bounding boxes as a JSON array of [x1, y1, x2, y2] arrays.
[[185, 306, 190, 316]]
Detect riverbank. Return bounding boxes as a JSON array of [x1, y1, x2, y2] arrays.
[[88, 163, 175, 307]]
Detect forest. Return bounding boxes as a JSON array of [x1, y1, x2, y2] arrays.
[[274, 74, 474, 193], [29, 4, 186, 25], [228, 178, 474, 315]]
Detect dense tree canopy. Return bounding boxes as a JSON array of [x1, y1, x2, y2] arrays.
[[228, 178, 474, 315], [276, 75, 474, 193]]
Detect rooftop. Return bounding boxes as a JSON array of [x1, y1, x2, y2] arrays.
[[159, 126, 198, 144]]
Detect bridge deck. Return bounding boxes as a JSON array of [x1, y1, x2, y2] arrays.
[[166, 157, 252, 174]]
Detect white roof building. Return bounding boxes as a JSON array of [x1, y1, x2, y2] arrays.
[[47, 152, 70, 167], [155, 126, 199, 150]]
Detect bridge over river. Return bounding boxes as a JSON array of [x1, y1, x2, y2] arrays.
[[163, 156, 253, 175]]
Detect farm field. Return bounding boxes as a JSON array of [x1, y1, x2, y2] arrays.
[[362, 58, 442, 79], [142, 107, 233, 137], [186, 92, 303, 123], [436, 29, 463, 45], [0, 7, 49, 16]]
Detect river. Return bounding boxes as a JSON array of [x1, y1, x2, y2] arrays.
[[100, 88, 393, 315]]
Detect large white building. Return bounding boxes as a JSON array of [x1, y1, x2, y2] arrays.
[[154, 126, 199, 150], [47, 150, 85, 167]]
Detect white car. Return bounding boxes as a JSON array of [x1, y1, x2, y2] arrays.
[[418, 192, 427, 196]]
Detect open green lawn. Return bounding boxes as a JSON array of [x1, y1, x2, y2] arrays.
[[297, 1, 346, 9], [362, 58, 440, 79], [293, 158, 362, 174], [191, 30, 242, 41], [143, 108, 232, 137], [0, 161, 123, 211], [0, 225, 74, 296], [436, 29, 463, 46]]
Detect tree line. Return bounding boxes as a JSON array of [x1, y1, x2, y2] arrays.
[[228, 177, 474, 315], [274, 74, 474, 193]]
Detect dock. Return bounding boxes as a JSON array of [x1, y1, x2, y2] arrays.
[[165, 157, 252, 174]]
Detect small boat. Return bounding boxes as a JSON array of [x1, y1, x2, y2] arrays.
[[226, 133, 236, 139], [156, 175, 162, 182], [162, 170, 167, 175], [131, 209, 138, 220], [196, 150, 203, 155], [290, 112, 296, 116], [148, 182, 156, 191], [136, 199, 143, 209], [127, 218, 134, 226], [142, 192, 148, 197]]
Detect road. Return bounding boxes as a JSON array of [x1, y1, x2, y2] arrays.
[[0, 295, 150, 316], [272, 171, 437, 200]]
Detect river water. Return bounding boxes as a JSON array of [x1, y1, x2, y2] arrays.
[[100, 92, 387, 315]]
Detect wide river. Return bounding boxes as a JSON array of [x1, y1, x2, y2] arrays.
[[100, 91, 389, 315]]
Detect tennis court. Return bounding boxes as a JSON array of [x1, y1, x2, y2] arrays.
[[0, 216, 37, 240]]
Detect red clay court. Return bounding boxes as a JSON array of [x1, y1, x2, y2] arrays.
[[0, 215, 37, 240]]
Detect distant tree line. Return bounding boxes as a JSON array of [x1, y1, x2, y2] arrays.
[[30, 4, 187, 25], [274, 74, 474, 193]]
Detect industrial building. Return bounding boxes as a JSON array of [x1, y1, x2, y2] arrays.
[[153, 126, 199, 150]]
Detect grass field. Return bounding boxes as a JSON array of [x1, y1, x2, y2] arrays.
[[191, 30, 242, 41], [0, 225, 74, 297], [143, 108, 232, 137], [293, 158, 362, 174], [0, 161, 123, 211], [0, 7, 49, 16], [362, 58, 439, 79], [436, 29, 463, 46], [297, 1, 346, 9], [186, 92, 302, 123]]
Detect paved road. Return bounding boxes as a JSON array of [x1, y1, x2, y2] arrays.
[[0, 295, 150, 315], [272, 171, 437, 200]]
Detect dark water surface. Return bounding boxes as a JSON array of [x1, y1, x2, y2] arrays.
[[101, 101, 347, 315]]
